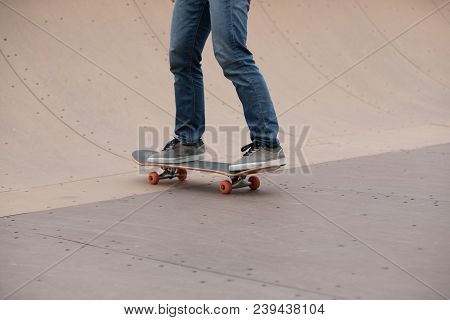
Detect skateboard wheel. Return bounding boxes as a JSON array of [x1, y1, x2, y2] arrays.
[[177, 169, 187, 181], [148, 172, 159, 185], [220, 180, 232, 194], [248, 176, 260, 190]]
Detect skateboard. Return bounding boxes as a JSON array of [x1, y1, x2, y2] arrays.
[[132, 149, 285, 194]]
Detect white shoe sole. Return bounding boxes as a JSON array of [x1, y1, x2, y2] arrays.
[[146, 154, 204, 164], [229, 158, 286, 172]]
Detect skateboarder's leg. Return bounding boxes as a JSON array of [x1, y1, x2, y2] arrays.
[[145, 0, 210, 164], [209, 0, 280, 148], [209, 0, 284, 171], [170, 0, 211, 144]]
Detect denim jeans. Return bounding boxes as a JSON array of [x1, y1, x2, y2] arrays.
[[170, 0, 280, 148]]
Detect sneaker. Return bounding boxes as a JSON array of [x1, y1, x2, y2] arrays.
[[146, 138, 205, 164], [229, 141, 286, 171]]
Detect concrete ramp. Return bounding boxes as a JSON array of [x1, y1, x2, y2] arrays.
[[1, 0, 450, 213], [1, 0, 450, 300]]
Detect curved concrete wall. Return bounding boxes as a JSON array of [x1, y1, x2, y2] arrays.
[[1, 0, 449, 215]]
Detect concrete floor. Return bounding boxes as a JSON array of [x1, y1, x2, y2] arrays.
[[1, 144, 449, 299]]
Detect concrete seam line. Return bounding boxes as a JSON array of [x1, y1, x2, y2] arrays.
[[0, 170, 137, 195], [2, 185, 177, 299], [278, 0, 450, 118], [0, 0, 178, 122], [131, 0, 167, 49], [432, 0, 450, 26], [0, 47, 130, 161], [257, 0, 395, 116], [261, 174, 449, 299], [36, 233, 347, 300], [355, 0, 450, 92]]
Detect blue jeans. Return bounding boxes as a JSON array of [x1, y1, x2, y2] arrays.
[[170, 0, 280, 148]]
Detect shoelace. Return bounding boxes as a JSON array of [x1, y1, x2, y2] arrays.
[[241, 141, 261, 157], [162, 138, 180, 151]]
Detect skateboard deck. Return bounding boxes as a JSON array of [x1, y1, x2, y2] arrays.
[[132, 149, 284, 194]]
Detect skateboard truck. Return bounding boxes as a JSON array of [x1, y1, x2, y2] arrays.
[[148, 167, 188, 185], [148, 168, 260, 195], [218, 175, 260, 194], [231, 176, 249, 189]]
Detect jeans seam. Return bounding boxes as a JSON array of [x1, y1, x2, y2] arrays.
[[230, 0, 238, 52], [248, 71, 270, 146]]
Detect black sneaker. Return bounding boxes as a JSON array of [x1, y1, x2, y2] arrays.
[[229, 141, 285, 171], [146, 138, 205, 164]]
